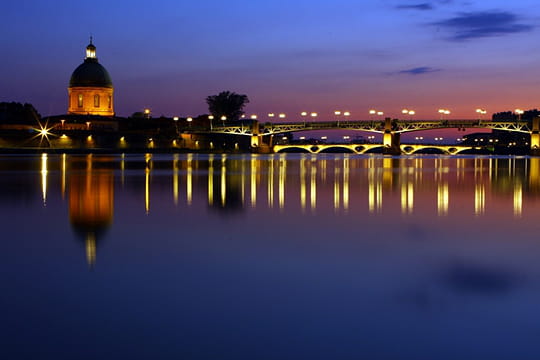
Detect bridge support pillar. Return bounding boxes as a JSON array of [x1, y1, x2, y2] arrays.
[[250, 120, 271, 153], [531, 117, 540, 156], [383, 118, 401, 155], [250, 120, 261, 151]]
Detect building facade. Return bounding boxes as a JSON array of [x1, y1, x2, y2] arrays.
[[68, 39, 114, 116]]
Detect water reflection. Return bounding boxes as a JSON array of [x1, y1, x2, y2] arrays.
[[5, 153, 540, 359], [19, 155, 540, 215], [68, 156, 114, 267], [41, 153, 47, 205], [9, 153, 540, 266]]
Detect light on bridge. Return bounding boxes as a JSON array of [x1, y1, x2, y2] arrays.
[[250, 114, 258, 119], [438, 108, 451, 120], [279, 113, 286, 119], [515, 109, 524, 121], [402, 109, 416, 119]]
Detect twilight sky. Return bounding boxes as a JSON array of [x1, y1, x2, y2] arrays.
[[1, 0, 540, 120]]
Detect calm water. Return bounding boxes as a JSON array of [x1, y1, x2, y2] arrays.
[[2, 153, 540, 359]]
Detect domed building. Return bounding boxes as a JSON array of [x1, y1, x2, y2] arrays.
[[68, 38, 114, 116]]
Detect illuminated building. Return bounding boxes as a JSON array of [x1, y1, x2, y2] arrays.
[[68, 38, 114, 116]]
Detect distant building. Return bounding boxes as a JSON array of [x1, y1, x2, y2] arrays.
[[68, 38, 114, 116]]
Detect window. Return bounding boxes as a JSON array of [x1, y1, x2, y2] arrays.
[[108, 96, 112, 109], [94, 94, 100, 107], [78, 94, 83, 108]]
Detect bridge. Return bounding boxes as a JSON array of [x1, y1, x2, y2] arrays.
[[273, 143, 481, 155], [205, 117, 540, 154]]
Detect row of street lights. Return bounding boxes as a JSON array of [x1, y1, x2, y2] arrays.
[[159, 108, 531, 127]]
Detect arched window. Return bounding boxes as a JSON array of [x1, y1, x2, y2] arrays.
[[94, 94, 100, 107], [78, 94, 83, 108], [108, 96, 112, 109]]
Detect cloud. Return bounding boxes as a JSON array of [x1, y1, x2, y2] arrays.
[[396, 3, 434, 11], [398, 66, 441, 75], [432, 11, 534, 40], [394, 0, 454, 11]]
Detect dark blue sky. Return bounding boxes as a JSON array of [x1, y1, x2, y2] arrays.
[[1, 0, 539, 119]]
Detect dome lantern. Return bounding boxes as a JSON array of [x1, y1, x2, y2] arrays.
[[86, 36, 97, 60]]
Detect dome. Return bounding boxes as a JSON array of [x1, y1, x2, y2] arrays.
[[69, 59, 113, 88]]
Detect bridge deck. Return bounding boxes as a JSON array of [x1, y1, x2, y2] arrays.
[[206, 119, 530, 136]]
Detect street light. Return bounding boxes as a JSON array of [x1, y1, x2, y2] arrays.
[[187, 117, 193, 127], [301, 111, 308, 126], [402, 109, 415, 120], [515, 109, 524, 121], [343, 111, 351, 125], [438, 109, 450, 120], [335, 110, 341, 126], [173, 116, 179, 133], [208, 115, 214, 130], [279, 113, 286, 119], [221, 115, 227, 126], [476, 108, 487, 122], [250, 114, 258, 119]]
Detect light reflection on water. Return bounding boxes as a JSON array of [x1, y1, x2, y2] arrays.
[[2, 153, 540, 359]]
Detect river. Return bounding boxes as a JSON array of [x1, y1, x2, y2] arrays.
[[1, 153, 539, 359]]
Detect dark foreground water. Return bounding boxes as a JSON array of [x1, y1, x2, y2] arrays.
[[2, 153, 540, 359]]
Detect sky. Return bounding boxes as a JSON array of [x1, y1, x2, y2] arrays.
[[1, 0, 540, 120]]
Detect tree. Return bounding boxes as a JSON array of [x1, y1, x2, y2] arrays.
[[206, 91, 249, 121], [0, 102, 41, 124]]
